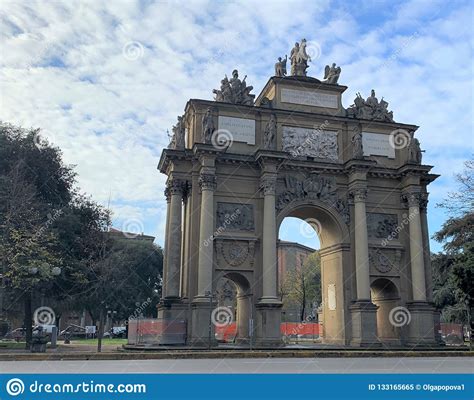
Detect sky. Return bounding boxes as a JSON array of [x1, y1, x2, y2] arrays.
[[1, 0, 472, 252]]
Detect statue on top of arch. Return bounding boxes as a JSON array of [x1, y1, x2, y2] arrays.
[[346, 89, 394, 122], [290, 39, 311, 76], [212, 69, 255, 106]]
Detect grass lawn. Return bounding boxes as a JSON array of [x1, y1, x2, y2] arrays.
[[0, 341, 28, 349]]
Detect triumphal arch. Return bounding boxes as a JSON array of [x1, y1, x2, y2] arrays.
[[158, 39, 439, 347]]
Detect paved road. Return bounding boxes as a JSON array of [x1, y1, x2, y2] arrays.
[[1, 357, 472, 374]]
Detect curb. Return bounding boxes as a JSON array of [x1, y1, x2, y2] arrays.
[[0, 349, 472, 361]]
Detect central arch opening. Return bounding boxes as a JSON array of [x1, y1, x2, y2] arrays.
[[278, 216, 321, 342], [276, 201, 350, 345]]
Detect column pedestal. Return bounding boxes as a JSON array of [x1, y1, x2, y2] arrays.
[[255, 302, 283, 348], [350, 300, 380, 347], [405, 301, 437, 347], [156, 299, 188, 345], [190, 297, 218, 348]]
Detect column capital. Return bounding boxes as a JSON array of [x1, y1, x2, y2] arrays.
[[167, 178, 186, 196], [260, 175, 277, 196], [401, 191, 422, 208], [419, 192, 429, 211], [199, 173, 217, 191], [164, 187, 171, 203], [349, 188, 368, 202]]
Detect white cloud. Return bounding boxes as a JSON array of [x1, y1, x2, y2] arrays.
[[0, 0, 472, 248]]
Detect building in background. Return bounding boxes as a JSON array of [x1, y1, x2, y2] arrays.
[[277, 240, 316, 287]]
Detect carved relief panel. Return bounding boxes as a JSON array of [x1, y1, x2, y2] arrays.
[[215, 239, 257, 271], [369, 248, 402, 275], [281, 126, 339, 161], [367, 213, 399, 240], [216, 202, 254, 232]]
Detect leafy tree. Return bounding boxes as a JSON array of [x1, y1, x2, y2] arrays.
[[433, 158, 474, 324], [0, 123, 75, 345], [281, 252, 321, 321]]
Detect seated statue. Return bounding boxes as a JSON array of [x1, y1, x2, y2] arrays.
[[212, 70, 255, 105]]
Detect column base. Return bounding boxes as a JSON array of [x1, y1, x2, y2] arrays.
[[405, 301, 437, 347], [255, 301, 283, 348], [349, 300, 380, 347], [151, 300, 188, 345], [189, 298, 218, 348]]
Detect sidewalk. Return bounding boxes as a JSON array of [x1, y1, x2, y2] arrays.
[[0, 344, 471, 361]]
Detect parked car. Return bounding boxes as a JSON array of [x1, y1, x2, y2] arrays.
[[4, 328, 26, 342], [59, 324, 87, 339], [103, 326, 126, 338]]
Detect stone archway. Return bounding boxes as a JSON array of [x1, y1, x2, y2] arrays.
[[156, 68, 439, 349], [371, 278, 402, 345], [277, 200, 351, 345], [214, 271, 253, 344]]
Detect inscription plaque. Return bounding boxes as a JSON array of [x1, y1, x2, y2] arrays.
[[362, 132, 395, 158], [281, 88, 338, 108], [328, 283, 337, 311], [218, 116, 255, 145]]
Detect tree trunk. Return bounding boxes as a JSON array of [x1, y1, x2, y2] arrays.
[[97, 306, 104, 353], [300, 275, 306, 321], [24, 291, 32, 350]]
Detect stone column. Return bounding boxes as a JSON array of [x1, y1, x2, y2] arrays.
[[402, 190, 436, 346], [197, 173, 216, 297], [349, 185, 378, 347], [260, 175, 278, 302], [403, 192, 426, 302], [256, 173, 282, 347], [164, 179, 184, 299], [351, 188, 371, 300], [161, 187, 171, 300]]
